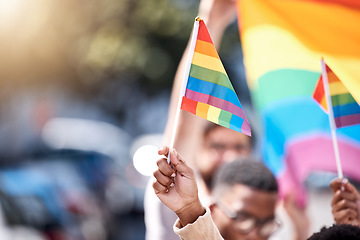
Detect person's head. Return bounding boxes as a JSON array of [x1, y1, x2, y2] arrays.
[[195, 123, 253, 187], [307, 224, 360, 240], [210, 158, 279, 240]]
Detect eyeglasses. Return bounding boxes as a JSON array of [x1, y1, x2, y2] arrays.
[[216, 201, 281, 237]]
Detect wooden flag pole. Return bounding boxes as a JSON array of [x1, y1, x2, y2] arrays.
[[167, 17, 201, 163], [321, 58, 343, 179]]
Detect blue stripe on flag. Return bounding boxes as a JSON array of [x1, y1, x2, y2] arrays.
[[186, 76, 241, 108], [229, 114, 245, 132], [333, 102, 360, 117]]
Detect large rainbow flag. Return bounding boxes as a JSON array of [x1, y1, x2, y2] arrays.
[[180, 18, 251, 136], [238, 0, 360, 205]]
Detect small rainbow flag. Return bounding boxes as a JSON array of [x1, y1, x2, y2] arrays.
[[313, 62, 360, 129], [180, 18, 251, 136]]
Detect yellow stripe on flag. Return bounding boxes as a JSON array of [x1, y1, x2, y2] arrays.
[[192, 52, 227, 75], [329, 81, 348, 96], [207, 105, 221, 124]]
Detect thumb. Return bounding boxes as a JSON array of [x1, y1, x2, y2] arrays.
[[169, 148, 194, 178], [330, 178, 343, 193]]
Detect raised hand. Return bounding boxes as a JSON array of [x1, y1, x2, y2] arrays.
[[330, 178, 360, 226], [153, 146, 205, 227]]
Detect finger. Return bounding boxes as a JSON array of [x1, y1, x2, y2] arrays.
[[332, 190, 357, 207], [169, 149, 194, 178], [153, 169, 174, 188], [331, 191, 340, 207], [333, 209, 357, 224], [340, 190, 357, 201], [332, 191, 356, 209], [158, 146, 170, 156], [157, 158, 176, 178], [332, 198, 357, 213], [153, 180, 169, 194], [330, 178, 345, 193]]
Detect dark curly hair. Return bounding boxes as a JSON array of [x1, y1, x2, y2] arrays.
[[211, 157, 278, 193], [307, 224, 360, 240]]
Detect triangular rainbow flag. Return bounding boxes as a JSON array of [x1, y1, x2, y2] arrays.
[[313, 61, 360, 129], [179, 18, 251, 136]]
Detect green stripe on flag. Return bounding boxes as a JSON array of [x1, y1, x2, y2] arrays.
[[218, 110, 232, 128], [190, 64, 234, 90], [331, 93, 356, 107]]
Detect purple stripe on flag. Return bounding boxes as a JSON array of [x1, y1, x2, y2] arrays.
[[241, 122, 252, 136], [335, 113, 360, 128], [185, 89, 247, 119]]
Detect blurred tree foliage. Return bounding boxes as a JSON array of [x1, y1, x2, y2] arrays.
[[0, 0, 241, 133], [0, 0, 198, 92]]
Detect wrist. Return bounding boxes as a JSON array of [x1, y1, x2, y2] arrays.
[[176, 199, 206, 227]]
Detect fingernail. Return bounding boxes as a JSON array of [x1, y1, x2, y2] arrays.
[[170, 183, 174, 187], [171, 172, 176, 178]]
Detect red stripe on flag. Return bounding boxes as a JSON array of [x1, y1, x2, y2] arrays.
[[313, 76, 325, 103], [197, 20, 213, 44], [181, 96, 198, 115]]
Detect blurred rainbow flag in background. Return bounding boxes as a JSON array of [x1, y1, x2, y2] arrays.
[[238, 0, 360, 205], [180, 18, 251, 136]]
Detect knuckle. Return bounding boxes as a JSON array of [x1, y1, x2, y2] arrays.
[[340, 199, 347, 207], [153, 170, 160, 179]]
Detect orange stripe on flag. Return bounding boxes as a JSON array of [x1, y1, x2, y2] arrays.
[[326, 65, 340, 83], [194, 40, 219, 59]]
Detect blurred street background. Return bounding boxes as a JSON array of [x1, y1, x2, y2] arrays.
[[0, 0, 250, 239]]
